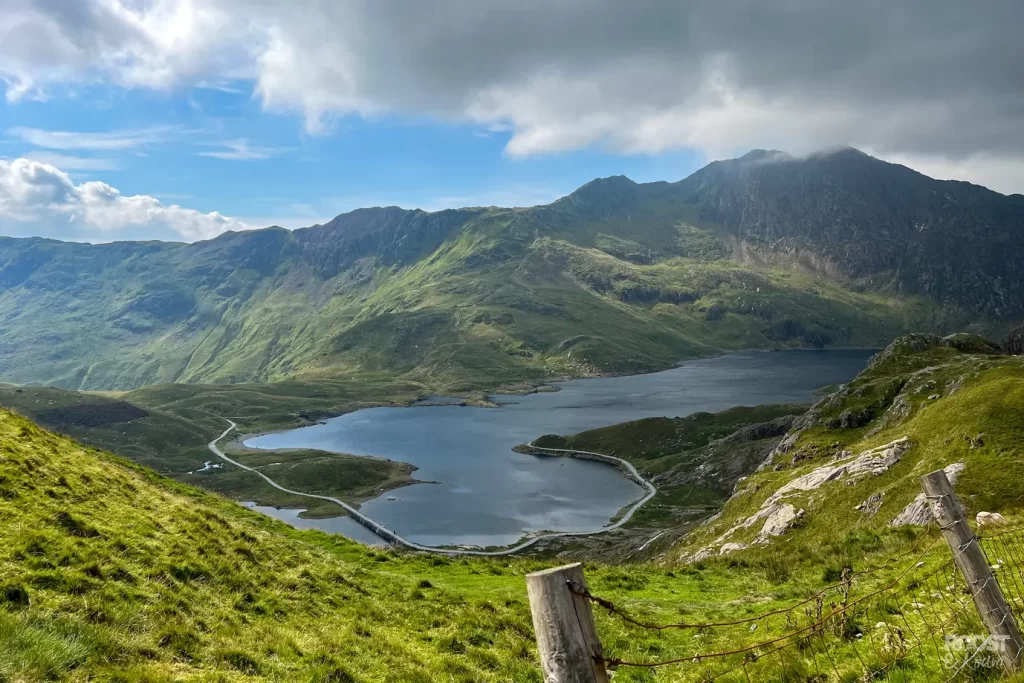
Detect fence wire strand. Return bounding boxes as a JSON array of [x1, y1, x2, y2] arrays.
[[569, 522, 1024, 681]]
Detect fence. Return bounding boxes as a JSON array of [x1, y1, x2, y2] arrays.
[[526, 470, 1024, 682]]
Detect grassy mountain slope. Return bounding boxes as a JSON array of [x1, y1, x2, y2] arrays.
[[0, 379, 434, 519], [4, 366, 1021, 681], [0, 407, 547, 682], [2, 149, 1020, 391], [675, 334, 1024, 564]]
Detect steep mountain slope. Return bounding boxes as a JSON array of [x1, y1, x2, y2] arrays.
[[679, 148, 1024, 316], [675, 333, 1024, 563], [0, 406, 549, 681], [0, 149, 1020, 390]]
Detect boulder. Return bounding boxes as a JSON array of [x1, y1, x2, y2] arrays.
[[757, 504, 803, 541], [977, 512, 1008, 528], [719, 542, 748, 556], [890, 462, 965, 526], [1006, 325, 1024, 356], [856, 492, 885, 516]]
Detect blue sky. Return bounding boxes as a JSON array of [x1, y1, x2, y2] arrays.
[[0, 1, 1019, 243], [1, 83, 707, 220], [0, 80, 705, 240]]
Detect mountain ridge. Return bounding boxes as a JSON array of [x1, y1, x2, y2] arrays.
[[0, 148, 1020, 390]]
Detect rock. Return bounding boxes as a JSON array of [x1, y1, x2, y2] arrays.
[[1007, 325, 1024, 356], [942, 333, 1005, 356], [977, 512, 1008, 527], [890, 462, 966, 526], [856, 492, 885, 516], [768, 437, 910, 504], [693, 438, 911, 558], [719, 542, 748, 555], [828, 408, 874, 429], [757, 504, 803, 540]]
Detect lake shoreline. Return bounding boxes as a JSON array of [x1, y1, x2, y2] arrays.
[[239, 349, 874, 549]]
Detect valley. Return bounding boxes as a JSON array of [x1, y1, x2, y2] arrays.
[[1, 333, 1022, 682], [1, 149, 1023, 682]]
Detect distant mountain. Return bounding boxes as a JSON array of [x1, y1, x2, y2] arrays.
[[677, 147, 1024, 316], [0, 149, 1019, 390]]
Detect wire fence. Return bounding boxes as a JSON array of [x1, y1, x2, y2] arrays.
[[527, 475, 1024, 682], [582, 530, 1021, 681]]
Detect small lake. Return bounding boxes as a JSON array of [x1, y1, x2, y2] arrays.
[[245, 350, 873, 548]]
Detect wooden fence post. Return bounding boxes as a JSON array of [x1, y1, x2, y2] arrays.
[[526, 563, 609, 683], [921, 469, 1024, 673]]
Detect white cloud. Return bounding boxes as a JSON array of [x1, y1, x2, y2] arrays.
[[22, 151, 118, 171], [0, 157, 250, 241], [8, 125, 175, 150], [195, 138, 281, 160], [872, 152, 1024, 197], [1, 1, 1022, 191]]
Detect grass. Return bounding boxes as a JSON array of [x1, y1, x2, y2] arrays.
[[0, 203, 994, 394], [534, 404, 807, 474], [676, 334, 1024, 564], [3, 332, 1024, 683], [1, 405, 1004, 682], [0, 381, 427, 519]]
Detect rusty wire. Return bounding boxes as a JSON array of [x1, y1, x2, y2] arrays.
[[572, 524, 1024, 675]]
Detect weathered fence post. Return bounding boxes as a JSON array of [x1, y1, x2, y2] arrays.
[[921, 469, 1024, 673], [526, 563, 609, 683]]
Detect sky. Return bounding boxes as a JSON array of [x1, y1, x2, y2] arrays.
[[0, 1, 1021, 243]]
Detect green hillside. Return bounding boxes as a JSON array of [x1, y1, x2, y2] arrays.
[[2, 149, 1020, 392], [3, 336, 1024, 681], [671, 334, 1024, 565]]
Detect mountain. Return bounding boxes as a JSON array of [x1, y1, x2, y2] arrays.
[[1, 148, 1021, 390], [677, 332, 1024, 563], [680, 147, 1024, 316]]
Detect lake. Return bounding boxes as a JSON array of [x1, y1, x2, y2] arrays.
[[244, 350, 873, 547]]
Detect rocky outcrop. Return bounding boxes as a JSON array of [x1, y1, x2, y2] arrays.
[[977, 512, 1008, 527], [1007, 325, 1024, 356], [856, 492, 885, 517], [691, 437, 911, 560], [890, 462, 965, 526], [768, 438, 910, 504]]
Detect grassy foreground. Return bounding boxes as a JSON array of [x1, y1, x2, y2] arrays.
[[0, 405, 981, 683], [3, 335, 1024, 681]]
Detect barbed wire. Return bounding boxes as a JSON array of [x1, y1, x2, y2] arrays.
[[573, 531, 946, 634], [572, 523, 1024, 679]]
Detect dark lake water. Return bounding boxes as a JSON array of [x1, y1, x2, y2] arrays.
[[245, 350, 873, 547]]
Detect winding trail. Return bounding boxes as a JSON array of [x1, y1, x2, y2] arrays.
[[208, 420, 657, 556]]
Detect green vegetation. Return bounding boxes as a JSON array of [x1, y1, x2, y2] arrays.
[[3, 149, 1018, 393], [535, 404, 806, 473], [677, 334, 1024, 564], [0, 402, 1014, 682], [2, 334, 1024, 681], [530, 405, 806, 559], [0, 381, 426, 518]]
